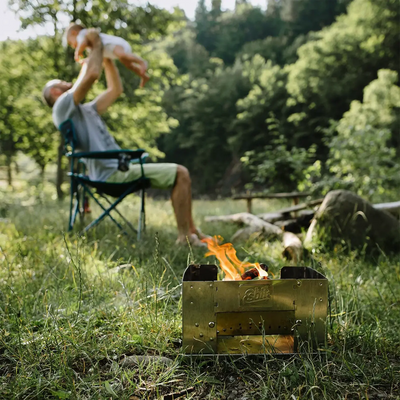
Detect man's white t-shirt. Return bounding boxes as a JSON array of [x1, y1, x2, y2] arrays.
[[53, 91, 119, 181]]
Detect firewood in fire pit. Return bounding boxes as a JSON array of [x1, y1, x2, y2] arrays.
[[259, 263, 268, 272], [241, 263, 268, 280], [241, 268, 259, 280]]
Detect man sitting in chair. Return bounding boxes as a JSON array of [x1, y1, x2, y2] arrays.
[[42, 29, 206, 246]]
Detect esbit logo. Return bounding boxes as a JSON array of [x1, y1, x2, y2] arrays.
[[242, 287, 271, 304]]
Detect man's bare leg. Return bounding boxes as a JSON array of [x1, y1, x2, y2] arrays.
[[172, 165, 204, 245]]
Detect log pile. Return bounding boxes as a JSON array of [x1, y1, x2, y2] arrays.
[[205, 191, 400, 262]]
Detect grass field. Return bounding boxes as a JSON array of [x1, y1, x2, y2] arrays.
[[0, 188, 399, 399]]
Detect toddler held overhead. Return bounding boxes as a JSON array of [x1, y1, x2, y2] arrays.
[[65, 23, 149, 87]]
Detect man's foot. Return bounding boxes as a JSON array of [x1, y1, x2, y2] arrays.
[[139, 73, 150, 88], [192, 228, 211, 240], [176, 233, 207, 247]]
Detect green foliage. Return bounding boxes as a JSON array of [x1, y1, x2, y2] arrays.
[[195, 2, 281, 65], [162, 29, 214, 78], [0, 39, 56, 171], [4, 0, 400, 197], [160, 57, 258, 193], [241, 116, 317, 192], [287, 0, 400, 140], [326, 69, 400, 199]]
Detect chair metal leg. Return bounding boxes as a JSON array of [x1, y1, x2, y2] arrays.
[[99, 193, 137, 234], [83, 188, 128, 235], [137, 189, 146, 240], [69, 180, 79, 231]]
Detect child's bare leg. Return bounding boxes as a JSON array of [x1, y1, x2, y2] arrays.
[[113, 46, 147, 74], [121, 59, 150, 87], [113, 46, 149, 87]]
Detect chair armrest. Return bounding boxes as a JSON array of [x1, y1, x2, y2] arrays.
[[67, 149, 147, 160], [130, 152, 149, 164]]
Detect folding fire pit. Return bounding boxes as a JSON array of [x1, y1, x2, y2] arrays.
[[182, 265, 328, 355]]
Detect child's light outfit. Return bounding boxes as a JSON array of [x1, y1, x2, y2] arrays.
[[77, 29, 132, 59]]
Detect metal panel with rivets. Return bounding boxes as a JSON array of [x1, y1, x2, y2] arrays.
[[182, 265, 328, 355]]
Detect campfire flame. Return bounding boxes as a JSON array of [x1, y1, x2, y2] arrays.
[[201, 236, 268, 281]]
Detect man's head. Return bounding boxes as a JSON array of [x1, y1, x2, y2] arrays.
[[42, 80, 73, 108], [64, 22, 85, 48]]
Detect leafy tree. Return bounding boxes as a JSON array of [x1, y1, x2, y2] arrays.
[[163, 29, 214, 78], [160, 58, 257, 193], [212, 4, 278, 64], [326, 69, 400, 199], [286, 0, 400, 151], [0, 39, 55, 185]]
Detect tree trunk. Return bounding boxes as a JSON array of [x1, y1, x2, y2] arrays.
[[305, 190, 400, 252], [6, 154, 13, 187], [56, 136, 64, 200], [40, 164, 46, 184]]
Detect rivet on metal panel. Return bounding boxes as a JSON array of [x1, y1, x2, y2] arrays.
[[319, 282, 323, 286], [320, 298, 323, 302], [195, 323, 199, 327], [190, 302, 193, 305], [199, 333, 203, 337], [208, 322, 215, 328], [190, 285, 193, 289], [210, 337, 214, 341], [297, 281, 301, 286], [209, 284, 213, 288]]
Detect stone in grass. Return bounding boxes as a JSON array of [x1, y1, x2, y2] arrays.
[[120, 355, 173, 368], [306, 190, 400, 252]]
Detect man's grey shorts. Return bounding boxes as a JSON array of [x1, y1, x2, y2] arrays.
[[106, 163, 178, 189]]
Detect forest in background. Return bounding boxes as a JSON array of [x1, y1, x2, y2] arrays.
[[1, 0, 399, 201]]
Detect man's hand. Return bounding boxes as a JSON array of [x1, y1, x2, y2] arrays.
[[84, 28, 101, 47]]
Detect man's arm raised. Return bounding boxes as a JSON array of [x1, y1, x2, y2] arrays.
[[71, 29, 103, 106], [93, 58, 123, 115]]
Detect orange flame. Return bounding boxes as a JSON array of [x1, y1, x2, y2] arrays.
[[201, 236, 268, 281]]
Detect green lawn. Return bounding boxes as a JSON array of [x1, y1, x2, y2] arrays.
[[0, 190, 399, 399]]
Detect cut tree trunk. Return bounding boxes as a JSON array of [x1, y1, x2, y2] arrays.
[[205, 212, 303, 262], [305, 190, 400, 252], [282, 232, 303, 264]]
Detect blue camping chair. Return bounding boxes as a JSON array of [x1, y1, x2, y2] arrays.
[[59, 119, 150, 239]]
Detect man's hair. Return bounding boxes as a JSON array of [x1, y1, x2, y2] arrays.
[[42, 79, 61, 108], [63, 22, 86, 47]]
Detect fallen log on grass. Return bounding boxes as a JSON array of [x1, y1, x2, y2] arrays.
[[373, 201, 400, 218], [205, 212, 303, 263], [257, 198, 324, 220], [305, 190, 400, 252]]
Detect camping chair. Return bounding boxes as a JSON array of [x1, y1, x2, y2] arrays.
[[59, 119, 150, 239]]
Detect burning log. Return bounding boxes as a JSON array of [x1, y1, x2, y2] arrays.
[[241, 264, 268, 280], [201, 237, 270, 280]]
